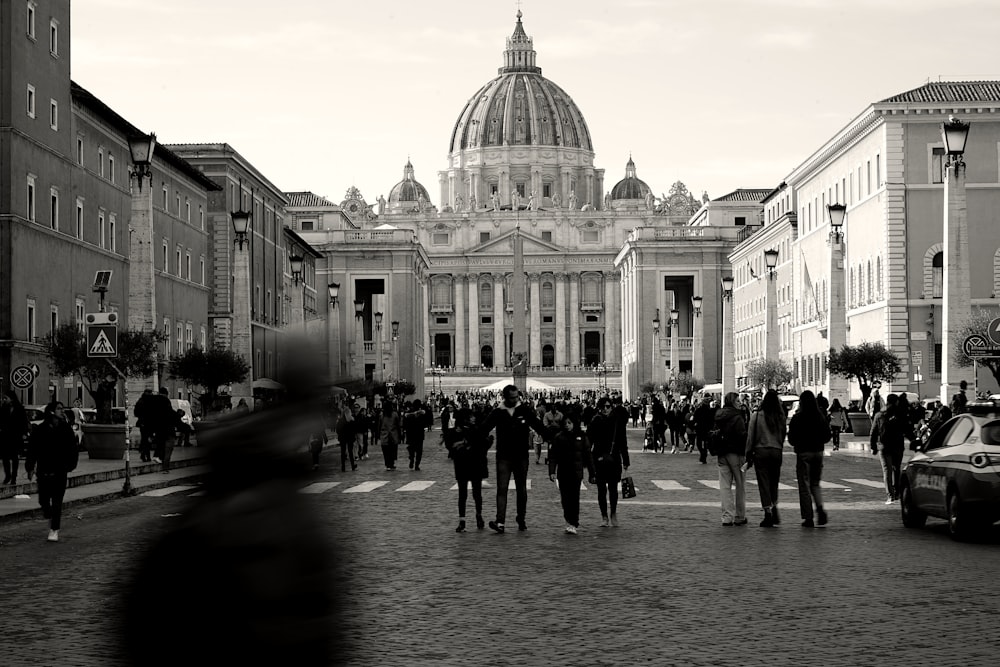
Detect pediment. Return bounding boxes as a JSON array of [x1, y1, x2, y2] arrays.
[[470, 230, 564, 254]]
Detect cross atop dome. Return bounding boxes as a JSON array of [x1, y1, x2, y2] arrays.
[[501, 10, 541, 75]]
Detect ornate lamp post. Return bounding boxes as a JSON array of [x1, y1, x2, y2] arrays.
[[374, 311, 384, 382], [669, 307, 680, 390], [391, 320, 400, 381], [827, 204, 848, 398], [691, 295, 703, 379], [288, 253, 305, 331], [327, 282, 340, 379], [940, 116, 973, 404], [651, 309, 660, 389], [352, 298, 365, 379], [721, 276, 735, 395], [229, 192, 254, 409], [763, 248, 780, 363]]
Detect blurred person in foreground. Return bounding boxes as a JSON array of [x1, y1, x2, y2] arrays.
[[122, 340, 342, 666]]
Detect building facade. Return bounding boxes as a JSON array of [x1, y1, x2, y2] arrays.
[[1, 0, 216, 406], [731, 81, 1000, 401]]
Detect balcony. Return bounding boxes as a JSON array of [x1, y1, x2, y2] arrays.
[[430, 304, 454, 314], [580, 301, 604, 312], [737, 224, 762, 244]]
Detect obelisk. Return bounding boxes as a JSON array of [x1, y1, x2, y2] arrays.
[[511, 212, 528, 393]]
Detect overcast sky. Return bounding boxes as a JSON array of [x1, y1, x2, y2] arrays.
[[71, 0, 1000, 206]]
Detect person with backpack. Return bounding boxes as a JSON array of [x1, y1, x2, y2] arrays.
[[712, 392, 749, 526], [746, 390, 787, 528], [24, 402, 79, 542], [870, 393, 914, 504]]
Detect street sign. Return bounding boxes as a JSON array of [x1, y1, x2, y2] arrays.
[[87, 323, 118, 358], [10, 365, 35, 389], [85, 311, 118, 325], [29, 363, 39, 376], [988, 317, 1000, 346], [963, 334, 1000, 358]]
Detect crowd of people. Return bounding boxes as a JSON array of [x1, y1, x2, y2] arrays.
[[315, 377, 972, 533]]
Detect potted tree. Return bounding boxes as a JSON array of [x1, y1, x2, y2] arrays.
[[166, 346, 250, 417], [45, 323, 163, 459], [668, 371, 706, 401], [827, 342, 902, 437], [745, 358, 794, 392]]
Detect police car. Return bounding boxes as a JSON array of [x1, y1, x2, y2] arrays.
[[899, 400, 1000, 540]]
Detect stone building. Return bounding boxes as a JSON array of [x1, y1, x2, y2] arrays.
[[731, 81, 1000, 401], [0, 0, 217, 406]]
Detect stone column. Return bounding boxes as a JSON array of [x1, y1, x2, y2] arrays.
[[493, 273, 505, 368], [828, 233, 849, 399], [454, 275, 466, 372], [603, 271, 617, 364], [126, 169, 158, 413], [422, 279, 431, 368], [766, 271, 779, 363], [692, 305, 703, 380], [941, 156, 974, 403], [555, 273, 567, 368], [231, 236, 253, 406], [722, 289, 735, 396], [529, 273, 541, 366], [467, 273, 480, 367], [327, 297, 341, 380], [569, 274, 580, 366], [288, 281, 304, 333]]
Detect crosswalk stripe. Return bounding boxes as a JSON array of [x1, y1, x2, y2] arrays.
[[818, 480, 850, 489], [651, 480, 690, 490], [842, 478, 885, 488], [745, 480, 796, 490], [343, 481, 390, 493], [141, 486, 198, 497], [449, 481, 494, 490], [699, 480, 720, 489], [553, 479, 588, 491], [396, 481, 435, 492], [300, 482, 342, 494]]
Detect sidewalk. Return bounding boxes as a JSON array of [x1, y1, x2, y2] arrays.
[[0, 444, 212, 525]]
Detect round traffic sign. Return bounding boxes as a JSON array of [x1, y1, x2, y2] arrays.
[[10, 365, 35, 389], [988, 317, 1000, 346]]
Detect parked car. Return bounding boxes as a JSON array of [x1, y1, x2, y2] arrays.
[[900, 401, 1000, 540]]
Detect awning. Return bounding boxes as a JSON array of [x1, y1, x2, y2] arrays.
[[252, 377, 283, 391]]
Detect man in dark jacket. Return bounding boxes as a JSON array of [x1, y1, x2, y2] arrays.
[[693, 397, 717, 464], [1, 390, 29, 484], [147, 387, 177, 471], [133, 388, 154, 462], [480, 384, 551, 533], [404, 400, 427, 471], [25, 402, 79, 541]]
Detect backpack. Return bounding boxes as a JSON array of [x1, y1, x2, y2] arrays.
[[880, 412, 906, 448]]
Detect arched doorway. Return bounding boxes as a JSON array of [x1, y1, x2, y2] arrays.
[[583, 331, 602, 366], [481, 345, 494, 369], [433, 333, 451, 367], [542, 344, 554, 368]]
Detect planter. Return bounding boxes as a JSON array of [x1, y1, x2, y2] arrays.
[[846, 412, 872, 438], [81, 423, 128, 460]]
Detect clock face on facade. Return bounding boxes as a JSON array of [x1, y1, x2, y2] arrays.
[[347, 201, 361, 215]]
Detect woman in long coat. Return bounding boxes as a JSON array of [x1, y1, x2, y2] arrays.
[[25, 401, 79, 542], [548, 410, 595, 534], [588, 398, 630, 527]]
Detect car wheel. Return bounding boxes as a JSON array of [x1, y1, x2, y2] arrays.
[[900, 481, 927, 529], [947, 490, 979, 541]]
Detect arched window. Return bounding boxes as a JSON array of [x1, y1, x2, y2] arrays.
[[541, 280, 554, 308], [432, 278, 451, 308], [932, 252, 943, 298], [480, 281, 493, 309], [581, 273, 601, 304], [850, 267, 856, 306], [876, 256, 883, 299], [866, 260, 873, 303], [857, 263, 865, 305]]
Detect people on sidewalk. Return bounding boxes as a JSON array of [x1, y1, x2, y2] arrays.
[[445, 408, 490, 532], [379, 401, 402, 471], [25, 402, 79, 542], [1, 390, 29, 485], [480, 384, 551, 534], [336, 402, 358, 472], [788, 390, 832, 528], [713, 391, 748, 526], [828, 398, 847, 451], [870, 393, 914, 504], [549, 410, 595, 534], [403, 400, 427, 471], [747, 390, 786, 527], [133, 388, 154, 462]]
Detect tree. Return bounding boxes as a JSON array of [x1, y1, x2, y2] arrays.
[[827, 341, 902, 407], [745, 358, 794, 392], [668, 372, 705, 399], [45, 323, 163, 423], [167, 346, 250, 415], [951, 307, 1000, 391], [639, 381, 657, 395]]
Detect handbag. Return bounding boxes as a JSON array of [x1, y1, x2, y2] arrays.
[[621, 475, 637, 499]]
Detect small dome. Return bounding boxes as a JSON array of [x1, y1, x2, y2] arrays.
[[610, 157, 651, 200], [387, 160, 431, 211]]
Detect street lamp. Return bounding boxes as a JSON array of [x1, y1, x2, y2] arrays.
[[691, 295, 703, 380], [127, 132, 156, 191], [721, 276, 735, 396], [391, 320, 400, 381], [289, 254, 304, 286], [763, 249, 779, 363], [231, 209, 251, 251], [328, 282, 340, 306], [352, 298, 365, 379], [374, 311, 384, 382], [669, 307, 679, 389], [941, 115, 973, 404], [327, 282, 341, 379], [651, 308, 660, 388], [691, 295, 703, 316], [826, 204, 849, 399], [228, 181, 253, 412]]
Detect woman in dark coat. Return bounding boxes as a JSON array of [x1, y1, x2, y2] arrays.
[[445, 408, 490, 532], [25, 401, 79, 542], [1, 390, 29, 485], [787, 390, 832, 528], [588, 397, 630, 527], [548, 410, 595, 534]]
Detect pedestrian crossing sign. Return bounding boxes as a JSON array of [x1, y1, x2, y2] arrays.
[[87, 323, 118, 358]]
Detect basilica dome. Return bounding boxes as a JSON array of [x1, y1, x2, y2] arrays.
[[610, 157, 651, 200], [448, 11, 593, 153], [387, 160, 432, 212]]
